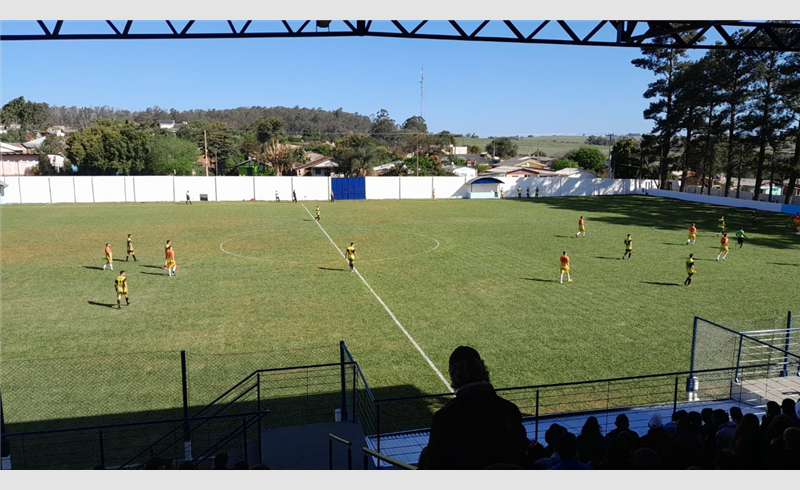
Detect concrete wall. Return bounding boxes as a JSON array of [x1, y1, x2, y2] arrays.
[[649, 189, 800, 216], [1, 175, 656, 205]]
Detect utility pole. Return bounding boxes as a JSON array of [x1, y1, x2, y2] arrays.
[[416, 133, 419, 176], [203, 130, 209, 177]]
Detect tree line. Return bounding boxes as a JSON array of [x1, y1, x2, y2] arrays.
[[619, 23, 800, 203]]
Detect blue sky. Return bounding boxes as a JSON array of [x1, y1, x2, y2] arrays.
[[0, 19, 723, 137]]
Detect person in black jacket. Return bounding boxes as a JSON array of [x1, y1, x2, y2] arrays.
[[417, 346, 529, 469]]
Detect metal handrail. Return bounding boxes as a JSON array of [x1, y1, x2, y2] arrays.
[[187, 410, 270, 470], [362, 447, 416, 470], [371, 362, 786, 404], [328, 433, 352, 470]]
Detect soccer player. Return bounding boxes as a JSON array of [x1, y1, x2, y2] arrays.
[[275, 190, 280, 202], [114, 271, 129, 309], [687, 223, 697, 246], [576, 216, 586, 238], [330, 190, 335, 202], [535, 187, 539, 198], [315, 205, 321, 221], [292, 190, 297, 202], [346, 242, 358, 272], [125, 234, 138, 262], [750, 209, 757, 226], [517, 187, 522, 198], [186, 190, 192, 204], [559, 251, 572, 283], [684, 254, 696, 287], [717, 215, 726, 236], [165, 246, 179, 276], [526, 187, 530, 198], [500, 188, 504, 199], [164, 240, 171, 268], [432, 188, 435, 200], [717, 233, 729, 261], [103, 243, 113, 270], [622, 234, 632, 260], [735, 227, 747, 249]]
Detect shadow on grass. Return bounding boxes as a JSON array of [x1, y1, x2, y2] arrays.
[[595, 256, 620, 260], [317, 267, 346, 272], [87, 301, 117, 308], [302, 219, 315, 222], [520, 278, 558, 283], [641, 281, 681, 287], [534, 195, 800, 250], [83, 266, 104, 270], [662, 243, 688, 246], [140, 265, 164, 269], [553, 235, 573, 238], [770, 262, 799, 267], [140, 271, 166, 276]]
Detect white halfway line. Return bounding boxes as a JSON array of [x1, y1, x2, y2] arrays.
[[301, 203, 452, 392]]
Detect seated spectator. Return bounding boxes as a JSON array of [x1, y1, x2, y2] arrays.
[[549, 433, 590, 470], [700, 407, 716, 442], [596, 431, 634, 470], [606, 414, 640, 445], [251, 464, 270, 469], [734, 413, 767, 470], [663, 410, 686, 439], [782, 398, 798, 425], [767, 414, 796, 468], [761, 401, 781, 433], [639, 414, 675, 469], [674, 418, 705, 469], [213, 453, 229, 470], [779, 427, 800, 470], [232, 460, 249, 470], [417, 346, 529, 470], [713, 409, 738, 450], [177, 461, 195, 470], [632, 447, 661, 470], [577, 416, 603, 463], [714, 448, 737, 470], [533, 424, 567, 469], [729, 406, 743, 425], [145, 457, 167, 470]]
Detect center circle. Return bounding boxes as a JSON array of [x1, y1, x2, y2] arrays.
[[220, 228, 440, 264]]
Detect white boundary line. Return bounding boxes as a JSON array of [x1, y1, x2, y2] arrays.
[[301, 203, 452, 392]]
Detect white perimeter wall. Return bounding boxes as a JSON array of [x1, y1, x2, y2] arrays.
[[2, 175, 657, 204], [648, 189, 799, 214]]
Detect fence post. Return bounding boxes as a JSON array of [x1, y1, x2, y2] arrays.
[[673, 377, 679, 415], [242, 416, 248, 463], [181, 350, 191, 460], [339, 342, 348, 421], [687, 317, 699, 401], [352, 365, 357, 423], [735, 335, 744, 383], [257, 373, 262, 464], [534, 389, 540, 443], [376, 403, 381, 458], [98, 429, 105, 469], [782, 311, 792, 378], [1, 387, 10, 470]]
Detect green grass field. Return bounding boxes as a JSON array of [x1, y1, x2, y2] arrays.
[[455, 135, 614, 158], [1, 196, 799, 430]]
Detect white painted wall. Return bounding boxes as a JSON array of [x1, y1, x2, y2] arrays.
[[366, 177, 400, 200], [17, 176, 51, 203], [133, 176, 175, 202], [292, 177, 328, 201], [92, 177, 127, 202], [1, 177, 21, 203], [217, 177, 255, 201], [648, 189, 788, 213], [49, 177, 76, 203], [433, 176, 469, 198], [253, 176, 292, 201], [175, 176, 217, 202], [399, 177, 434, 199], [73, 177, 94, 203]]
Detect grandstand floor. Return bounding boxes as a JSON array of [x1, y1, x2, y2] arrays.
[[365, 376, 800, 468]]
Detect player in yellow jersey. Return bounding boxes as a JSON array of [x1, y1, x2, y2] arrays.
[[103, 243, 113, 270], [165, 246, 179, 276], [517, 186, 522, 198], [622, 234, 632, 260], [500, 188, 504, 199], [346, 242, 358, 272], [526, 187, 530, 198], [114, 271, 129, 309], [716, 233, 729, 261], [686, 223, 697, 246], [717, 215, 726, 236], [559, 251, 572, 283], [164, 240, 171, 267], [575, 216, 586, 238], [125, 234, 138, 262], [315, 205, 321, 221], [684, 254, 696, 287]]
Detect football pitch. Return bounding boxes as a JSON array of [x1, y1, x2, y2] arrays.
[[1, 195, 798, 428]]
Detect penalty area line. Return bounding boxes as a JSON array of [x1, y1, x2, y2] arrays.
[[300, 203, 452, 393]]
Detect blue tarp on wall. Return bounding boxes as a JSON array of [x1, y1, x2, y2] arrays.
[[331, 178, 365, 200]]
